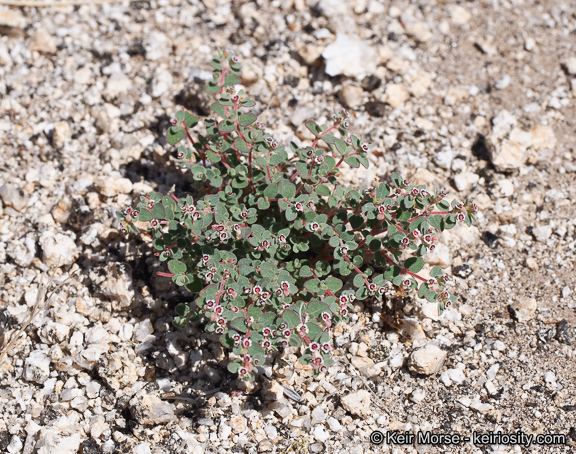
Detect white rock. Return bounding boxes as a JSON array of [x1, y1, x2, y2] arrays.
[[339, 86, 364, 108], [7, 435, 23, 454], [448, 364, 466, 384], [24, 350, 51, 384], [493, 340, 506, 351], [264, 424, 278, 439], [495, 74, 511, 90], [470, 397, 492, 413], [39, 322, 70, 345], [106, 72, 132, 97], [39, 231, 78, 267], [408, 344, 447, 375], [218, 421, 232, 440], [129, 390, 176, 425], [311, 407, 326, 425], [491, 110, 517, 139], [544, 371, 556, 383], [524, 37, 535, 51], [230, 415, 247, 434], [385, 83, 409, 108], [86, 381, 101, 398], [563, 57, 576, 76], [341, 390, 371, 417], [487, 138, 527, 172], [530, 125, 556, 150], [313, 425, 331, 442], [533, 225, 552, 242], [486, 364, 500, 380], [0, 183, 29, 211], [434, 149, 455, 169], [144, 31, 171, 61], [485, 381, 498, 395], [406, 70, 433, 97], [151, 67, 173, 98], [410, 388, 426, 403], [29, 28, 57, 54], [36, 416, 82, 454], [454, 172, 479, 193], [400, 11, 432, 41], [451, 6, 471, 25], [0, 9, 26, 31], [135, 320, 154, 342], [509, 298, 537, 322], [6, 237, 36, 267], [96, 176, 133, 197], [322, 34, 377, 78], [423, 242, 452, 267], [327, 417, 341, 431]]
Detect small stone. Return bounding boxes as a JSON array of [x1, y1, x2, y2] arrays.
[[129, 390, 175, 425], [24, 350, 51, 384], [7, 435, 22, 454], [544, 371, 556, 384], [470, 397, 492, 413], [487, 138, 527, 172], [530, 125, 556, 150], [400, 11, 432, 42], [491, 110, 517, 139], [96, 176, 133, 197], [486, 364, 499, 380], [485, 381, 498, 395], [563, 57, 576, 76], [151, 67, 173, 98], [385, 83, 409, 108], [408, 344, 447, 375], [410, 388, 426, 403], [508, 298, 537, 322], [311, 407, 326, 425], [423, 242, 452, 267], [365, 101, 386, 117], [475, 36, 497, 55], [361, 75, 382, 92], [218, 422, 232, 440], [555, 320, 574, 345], [106, 73, 132, 98], [144, 31, 170, 61], [52, 121, 71, 148], [339, 86, 364, 108], [525, 257, 537, 270], [327, 417, 341, 431], [453, 172, 479, 193], [312, 425, 330, 442], [351, 356, 379, 378], [532, 225, 552, 242], [0, 10, 26, 36], [0, 183, 29, 211], [524, 38, 535, 51], [52, 196, 72, 223], [341, 390, 371, 417], [493, 340, 506, 351], [39, 232, 78, 267], [444, 87, 468, 105], [322, 34, 377, 78], [230, 416, 247, 434], [29, 28, 57, 54], [451, 5, 471, 25], [264, 425, 278, 440], [434, 149, 455, 169], [495, 74, 511, 90], [407, 70, 433, 97], [258, 440, 273, 452]]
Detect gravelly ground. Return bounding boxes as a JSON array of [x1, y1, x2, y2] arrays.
[[0, 0, 575, 453]]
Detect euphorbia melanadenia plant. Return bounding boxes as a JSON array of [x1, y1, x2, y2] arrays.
[[118, 51, 477, 381]]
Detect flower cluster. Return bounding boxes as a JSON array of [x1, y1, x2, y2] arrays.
[[117, 51, 477, 381]]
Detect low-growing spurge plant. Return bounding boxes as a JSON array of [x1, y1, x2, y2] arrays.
[[118, 51, 477, 381]]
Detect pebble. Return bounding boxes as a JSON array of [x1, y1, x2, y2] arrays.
[[151, 67, 173, 98], [230, 416, 247, 434], [453, 172, 479, 193], [0, 183, 29, 211], [53, 121, 71, 148], [410, 388, 426, 403], [508, 298, 537, 322], [322, 34, 377, 78], [311, 407, 326, 425], [408, 344, 447, 375], [532, 225, 552, 242], [524, 37, 535, 51], [487, 138, 527, 172], [313, 425, 330, 442], [129, 390, 176, 425], [486, 364, 499, 381], [495, 74, 511, 90], [451, 6, 471, 25], [96, 176, 133, 197], [0, 10, 26, 35], [339, 86, 363, 108], [218, 421, 232, 440], [326, 417, 341, 431], [385, 83, 409, 108], [24, 351, 51, 384], [29, 28, 57, 54], [258, 440, 273, 452], [530, 125, 556, 150], [544, 371, 556, 384], [341, 390, 371, 417], [400, 11, 432, 42], [351, 356, 379, 378], [39, 232, 78, 267], [563, 57, 576, 76]]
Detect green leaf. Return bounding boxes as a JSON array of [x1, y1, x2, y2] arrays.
[[430, 266, 443, 278], [184, 111, 199, 128], [324, 277, 343, 292], [305, 121, 321, 136], [304, 279, 321, 293], [285, 207, 297, 222], [299, 265, 313, 277], [167, 125, 185, 145], [230, 317, 248, 333], [212, 102, 227, 118], [315, 184, 331, 196], [375, 184, 390, 199], [322, 133, 335, 144], [227, 361, 241, 374], [138, 209, 153, 221], [175, 303, 190, 317], [344, 155, 360, 168], [404, 256, 424, 273], [233, 138, 250, 152], [151, 204, 166, 219], [168, 260, 187, 275], [353, 273, 365, 288], [219, 120, 236, 133], [239, 113, 257, 127], [334, 139, 347, 155], [282, 310, 300, 328], [205, 81, 220, 93], [279, 183, 296, 199], [224, 74, 241, 86], [384, 265, 401, 282]]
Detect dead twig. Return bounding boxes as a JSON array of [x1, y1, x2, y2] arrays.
[[0, 0, 145, 7]]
